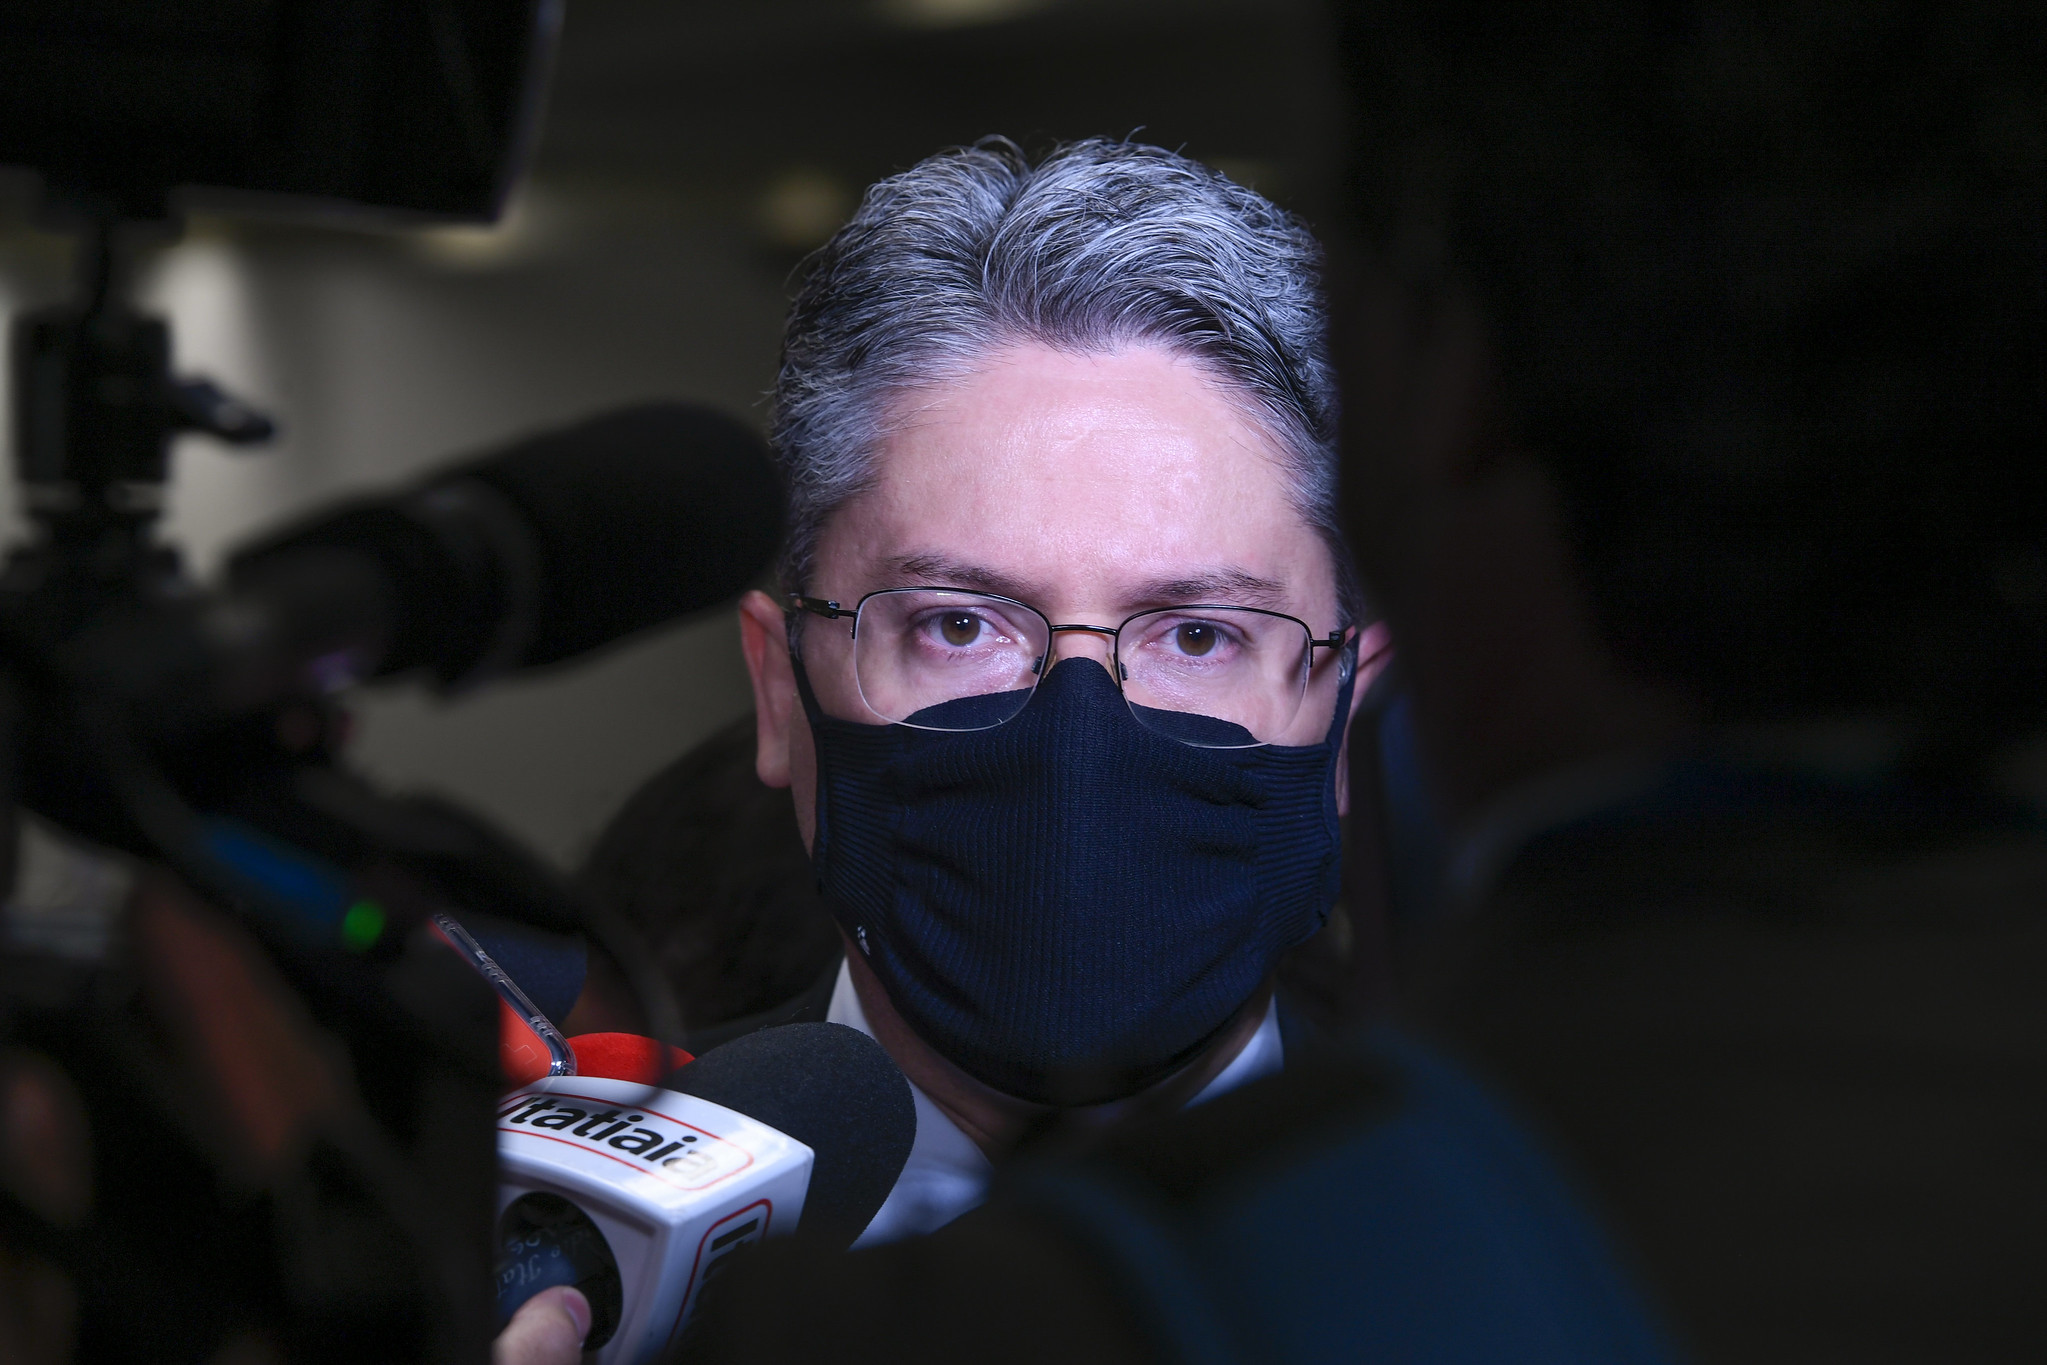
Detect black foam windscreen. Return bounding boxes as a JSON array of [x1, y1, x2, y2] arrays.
[[227, 402, 783, 688], [664, 1023, 916, 1251], [460, 403, 782, 668]]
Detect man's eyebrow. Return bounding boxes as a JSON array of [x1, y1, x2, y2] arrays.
[[882, 552, 1044, 602], [878, 555, 1296, 614], [1131, 569, 1293, 612]]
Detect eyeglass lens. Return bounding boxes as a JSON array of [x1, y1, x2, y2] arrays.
[[847, 590, 1314, 747]]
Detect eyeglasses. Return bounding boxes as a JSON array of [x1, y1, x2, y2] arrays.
[[788, 587, 1353, 749]]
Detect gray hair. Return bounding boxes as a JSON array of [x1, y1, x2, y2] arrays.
[[770, 137, 1357, 622]]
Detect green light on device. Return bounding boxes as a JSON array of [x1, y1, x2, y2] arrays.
[[341, 900, 387, 951]]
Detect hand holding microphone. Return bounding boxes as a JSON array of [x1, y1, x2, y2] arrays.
[[494, 1022, 917, 1365], [495, 1287, 595, 1365]]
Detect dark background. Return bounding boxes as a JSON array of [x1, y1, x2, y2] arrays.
[[0, 0, 1342, 864]]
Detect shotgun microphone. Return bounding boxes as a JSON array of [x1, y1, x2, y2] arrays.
[[219, 402, 782, 701]]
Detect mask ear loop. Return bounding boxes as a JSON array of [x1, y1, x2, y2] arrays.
[[782, 598, 846, 725], [786, 639, 830, 727]]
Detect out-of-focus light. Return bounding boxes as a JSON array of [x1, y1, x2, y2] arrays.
[[872, 0, 1059, 29], [412, 185, 552, 269], [757, 169, 854, 252], [342, 900, 387, 952]]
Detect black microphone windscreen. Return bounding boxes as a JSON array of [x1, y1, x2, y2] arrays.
[[664, 1023, 915, 1251], [460, 403, 783, 668], [227, 402, 783, 687]]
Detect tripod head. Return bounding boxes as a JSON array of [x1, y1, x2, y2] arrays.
[[9, 209, 273, 604], [0, 0, 564, 603]]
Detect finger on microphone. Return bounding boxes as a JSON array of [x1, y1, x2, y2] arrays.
[[492, 1285, 591, 1365]]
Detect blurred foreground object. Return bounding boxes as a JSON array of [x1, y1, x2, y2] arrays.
[[0, 4, 774, 1360], [227, 403, 783, 693], [0, 0, 561, 222], [0, 6, 563, 1356], [1335, 1, 2047, 1358]]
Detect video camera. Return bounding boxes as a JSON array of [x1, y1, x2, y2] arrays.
[[0, 7, 779, 1361]]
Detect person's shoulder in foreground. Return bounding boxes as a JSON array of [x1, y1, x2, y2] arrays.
[[684, 1024, 1681, 1365]]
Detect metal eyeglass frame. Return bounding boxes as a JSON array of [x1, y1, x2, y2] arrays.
[[787, 586, 1353, 742]]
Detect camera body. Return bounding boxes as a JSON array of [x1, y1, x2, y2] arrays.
[[0, 6, 588, 1362], [0, 0, 561, 222]]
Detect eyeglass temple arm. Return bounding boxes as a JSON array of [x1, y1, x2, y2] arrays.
[[1311, 628, 1393, 692], [787, 594, 854, 620]]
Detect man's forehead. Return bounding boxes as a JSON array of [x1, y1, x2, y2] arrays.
[[879, 551, 1296, 614], [815, 344, 1338, 614]]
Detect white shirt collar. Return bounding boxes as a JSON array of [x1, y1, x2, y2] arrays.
[[829, 958, 1284, 1246]]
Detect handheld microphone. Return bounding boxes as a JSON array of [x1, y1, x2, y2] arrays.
[[494, 1023, 916, 1363], [218, 402, 783, 701], [663, 1023, 918, 1252]]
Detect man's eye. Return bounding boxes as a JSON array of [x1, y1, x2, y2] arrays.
[[1174, 622, 1219, 656], [939, 613, 982, 646]]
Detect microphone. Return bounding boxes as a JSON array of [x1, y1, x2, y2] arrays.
[[663, 1023, 917, 1252], [219, 403, 782, 699], [494, 1023, 916, 1363]]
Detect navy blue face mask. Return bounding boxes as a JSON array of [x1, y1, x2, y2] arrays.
[[795, 651, 1354, 1105]]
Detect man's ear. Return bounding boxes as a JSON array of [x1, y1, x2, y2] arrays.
[[738, 590, 798, 790], [1332, 621, 1394, 819]]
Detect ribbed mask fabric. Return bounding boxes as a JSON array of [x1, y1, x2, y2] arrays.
[[795, 653, 1353, 1105]]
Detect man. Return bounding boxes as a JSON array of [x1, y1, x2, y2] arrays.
[[732, 136, 1379, 1243], [494, 135, 1392, 1364]]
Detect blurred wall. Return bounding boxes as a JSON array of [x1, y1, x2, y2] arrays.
[[0, 0, 1339, 868]]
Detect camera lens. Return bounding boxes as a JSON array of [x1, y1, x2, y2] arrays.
[[495, 1192, 624, 1348]]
